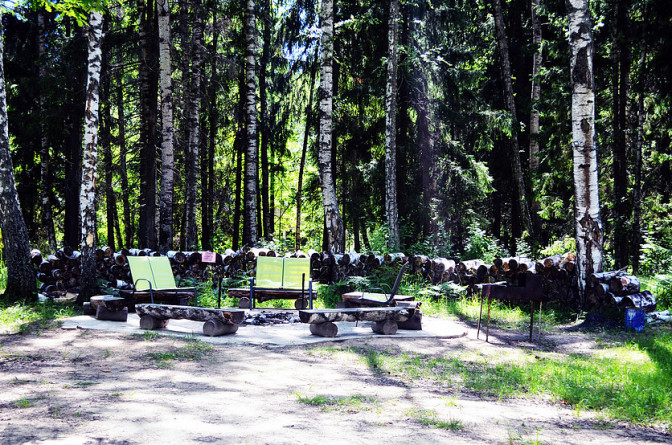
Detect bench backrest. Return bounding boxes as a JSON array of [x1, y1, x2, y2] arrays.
[[128, 256, 177, 291], [255, 256, 310, 289]]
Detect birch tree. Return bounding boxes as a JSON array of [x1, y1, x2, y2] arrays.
[[385, 0, 400, 251], [157, 0, 175, 254], [184, 0, 204, 250], [0, 19, 36, 302], [243, 0, 259, 246], [79, 10, 104, 302], [566, 0, 603, 299], [318, 0, 344, 253]]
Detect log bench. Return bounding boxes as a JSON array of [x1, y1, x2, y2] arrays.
[[135, 304, 246, 336], [298, 307, 418, 337]]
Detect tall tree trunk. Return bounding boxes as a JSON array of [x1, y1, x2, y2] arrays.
[[612, 0, 631, 269], [318, 0, 344, 253], [232, 70, 246, 251], [243, 0, 259, 246], [0, 20, 36, 302], [296, 59, 317, 251], [202, 20, 219, 251], [259, 0, 272, 240], [117, 77, 132, 247], [184, 0, 204, 250], [37, 12, 57, 252], [529, 0, 543, 236], [138, 0, 159, 250], [101, 22, 116, 252], [157, 0, 175, 254], [492, 0, 534, 240], [79, 10, 104, 303], [632, 12, 647, 275], [385, 0, 400, 251], [567, 0, 604, 301]]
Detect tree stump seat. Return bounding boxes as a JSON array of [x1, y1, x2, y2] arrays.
[[298, 307, 418, 337], [83, 295, 128, 322], [135, 304, 246, 336]]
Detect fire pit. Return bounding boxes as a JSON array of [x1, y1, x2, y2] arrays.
[[242, 311, 301, 326]]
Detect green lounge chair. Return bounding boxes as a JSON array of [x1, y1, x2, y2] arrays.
[[246, 256, 314, 310], [123, 256, 197, 308]]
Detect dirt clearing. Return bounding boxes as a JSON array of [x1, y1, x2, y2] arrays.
[[1, 318, 670, 444]]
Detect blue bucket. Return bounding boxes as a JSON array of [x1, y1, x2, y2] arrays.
[[625, 307, 645, 332]]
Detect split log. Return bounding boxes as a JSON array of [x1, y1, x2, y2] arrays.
[[609, 275, 640, 296], [139, 315, 170, 330]]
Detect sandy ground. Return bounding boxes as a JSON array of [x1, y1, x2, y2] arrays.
[[1, 315, 670, 445]]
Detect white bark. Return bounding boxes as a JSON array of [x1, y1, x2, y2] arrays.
[[157, 0, 175, 254], [566, 0, 603, 299], [318, 0, 344, 253], [79, 10, 104, 300], [243, 0, 259, 246], [529, 0, 542, 171], [185, 1, 203, 250], [385, 0, 400, 251]]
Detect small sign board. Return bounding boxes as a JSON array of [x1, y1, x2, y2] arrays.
[[201, 251, 217, 263]]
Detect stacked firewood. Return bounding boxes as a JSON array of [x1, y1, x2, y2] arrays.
[[586, 269, 656, 311], [33, 246, 578, 307]]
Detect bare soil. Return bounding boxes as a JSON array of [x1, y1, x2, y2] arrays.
[[1, 318, 670, 445]]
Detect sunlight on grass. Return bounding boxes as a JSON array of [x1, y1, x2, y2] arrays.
[[0, 302, 79, 334], [295, 392, 378, 412], [313, 332, 672, 425]]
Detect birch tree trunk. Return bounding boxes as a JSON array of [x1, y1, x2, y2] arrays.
[[566, 0, 603, 300], [157, 0, 175, 254], [79, 10, 104, 302], [37, 12, 57, 252], [318, 0, 344, 253], [0, 20, 36, 302], [259, 0, 272, 240], [492, 0, 534, 240], [243, 0, 259, 246], [529, 0, 543, 236], [184, 0, 204, 250], [385, 0, 400, 251]]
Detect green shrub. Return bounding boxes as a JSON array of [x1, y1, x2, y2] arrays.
[[540, 235, 576, 257], [463, 223, 505, 263], [641, 275, 672, 311], [639, 235, 672, 276]]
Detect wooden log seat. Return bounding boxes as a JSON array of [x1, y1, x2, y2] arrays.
[[298, 307, 418, 337], [83, 295, 128, 322], [135, 304, 246, 337], [341, 291, 417, 308]]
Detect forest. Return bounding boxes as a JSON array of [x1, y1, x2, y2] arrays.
[[0, 0, 671, 302]]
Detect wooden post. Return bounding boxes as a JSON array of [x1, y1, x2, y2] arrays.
[[486, 298, 492, 342]]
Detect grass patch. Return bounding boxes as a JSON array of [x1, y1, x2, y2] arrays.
[[14, 398, 33, 408], [295, 393, 378, 412], [316, 330, 672, 425], [408, 408, 464, 430], [146, 337, 213, 367], [0, 301, 79, 334]]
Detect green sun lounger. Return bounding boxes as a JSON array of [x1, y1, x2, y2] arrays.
[[228, 256, 313, 310], [122, 256, 197, 308]]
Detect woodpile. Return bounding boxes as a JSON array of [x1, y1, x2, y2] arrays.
[[34, 246, 640, 311], [587, 269, 656, 311]]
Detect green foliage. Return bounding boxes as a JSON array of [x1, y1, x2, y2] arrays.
[[294, 393, 377, 412], [0, 264, 6, 293], [0, 301, 79, 334], [407, 408, 464, 431], [640, 275, 672, 311], [540, 235, 576, 257], [463, 223, 506, 263], [639, 235, 672, 276], [145, 337, 213, 367]]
